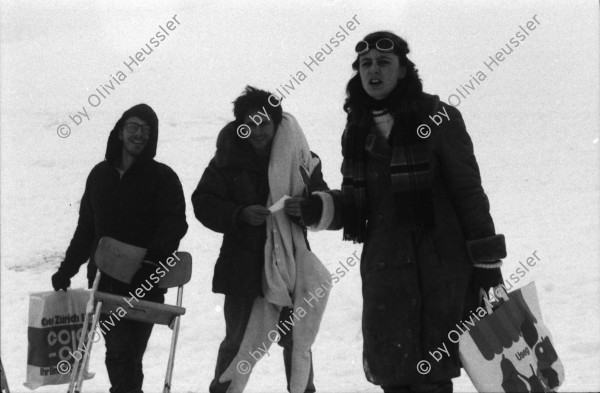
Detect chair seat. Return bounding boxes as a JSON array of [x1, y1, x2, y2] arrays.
[[95, 291, 185, 326], [94, 237, 193, 288]]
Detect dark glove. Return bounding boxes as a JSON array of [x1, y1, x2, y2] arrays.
[[472, 265, 503, 295], [298, 194, 323, 226], [52, 269, 71, 291], [131, 261, 160, 290]]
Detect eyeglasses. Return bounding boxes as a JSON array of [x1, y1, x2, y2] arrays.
[[355, 38, 395, 55], [124, 122, 152, 136]]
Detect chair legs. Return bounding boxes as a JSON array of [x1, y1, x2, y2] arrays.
[[163, 286, 184, 393], [69, 283, 186, 393], [68, 272, 102, 393], [163, 315, 181, 393], [68, 300, 103, 393]]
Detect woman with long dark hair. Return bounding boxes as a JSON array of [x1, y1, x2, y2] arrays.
[[288, 31, 507, 392]]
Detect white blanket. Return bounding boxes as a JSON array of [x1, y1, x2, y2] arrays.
[[219, 113, 331, 393]]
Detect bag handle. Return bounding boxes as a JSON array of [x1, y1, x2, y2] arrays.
[[479, 284, 509, 314]]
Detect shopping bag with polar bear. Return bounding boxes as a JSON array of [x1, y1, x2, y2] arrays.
[[459, 282, 564, 392]]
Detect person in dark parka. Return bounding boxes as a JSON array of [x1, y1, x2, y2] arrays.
[[192, 86, 329, 393], [292, 32, 507, 393], [50, 103, 188, 393]]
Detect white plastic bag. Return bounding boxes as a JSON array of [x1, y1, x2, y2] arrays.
[[24, 289, 94, 390], [459, 282, 564, 392]]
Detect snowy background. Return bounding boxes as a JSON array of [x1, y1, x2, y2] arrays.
[[1, 0, 599, 392]]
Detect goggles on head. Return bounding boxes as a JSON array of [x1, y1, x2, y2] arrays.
[[355, 38, 395, 55]]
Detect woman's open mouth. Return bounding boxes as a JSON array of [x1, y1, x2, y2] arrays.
[[369, 78, 383, 87]]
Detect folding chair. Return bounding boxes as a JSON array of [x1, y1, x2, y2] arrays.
[[69, 237, 192, 393]]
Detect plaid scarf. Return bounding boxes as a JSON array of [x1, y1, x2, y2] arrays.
[[342, 96, 436, 243]]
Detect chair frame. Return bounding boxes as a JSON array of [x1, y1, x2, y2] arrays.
[[68, 243, 192, 393]]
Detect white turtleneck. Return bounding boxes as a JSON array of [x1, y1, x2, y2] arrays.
[[372, 109, 394, 140]]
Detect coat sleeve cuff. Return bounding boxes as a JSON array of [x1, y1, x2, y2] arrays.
[[473, 260, 503, 269], [308, 192, 334, 232], [466, 234, 507, 265], [58, 264, 78, 279]]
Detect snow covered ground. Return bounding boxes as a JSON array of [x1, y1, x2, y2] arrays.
[[1, 1, 599, 392]]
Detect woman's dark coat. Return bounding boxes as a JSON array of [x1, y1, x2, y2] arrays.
[[191, 122, 329, 299], [326, 94, 506, 385]]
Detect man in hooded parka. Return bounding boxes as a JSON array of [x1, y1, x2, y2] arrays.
[[50, 104, 188, 393]]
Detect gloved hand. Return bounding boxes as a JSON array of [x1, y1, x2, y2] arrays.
[[131, 261, 160, 290], [472, 265, 503, 295], [51, 270, 71, 291], [299, 194, 323, 226], [285, 194, 323, 226]]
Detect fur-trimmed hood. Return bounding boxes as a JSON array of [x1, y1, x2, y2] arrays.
[[214, 121, 263, 170]]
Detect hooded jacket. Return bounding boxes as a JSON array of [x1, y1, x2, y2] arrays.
[[191, 121, 328, 298], [58, 104, 188, 296]]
